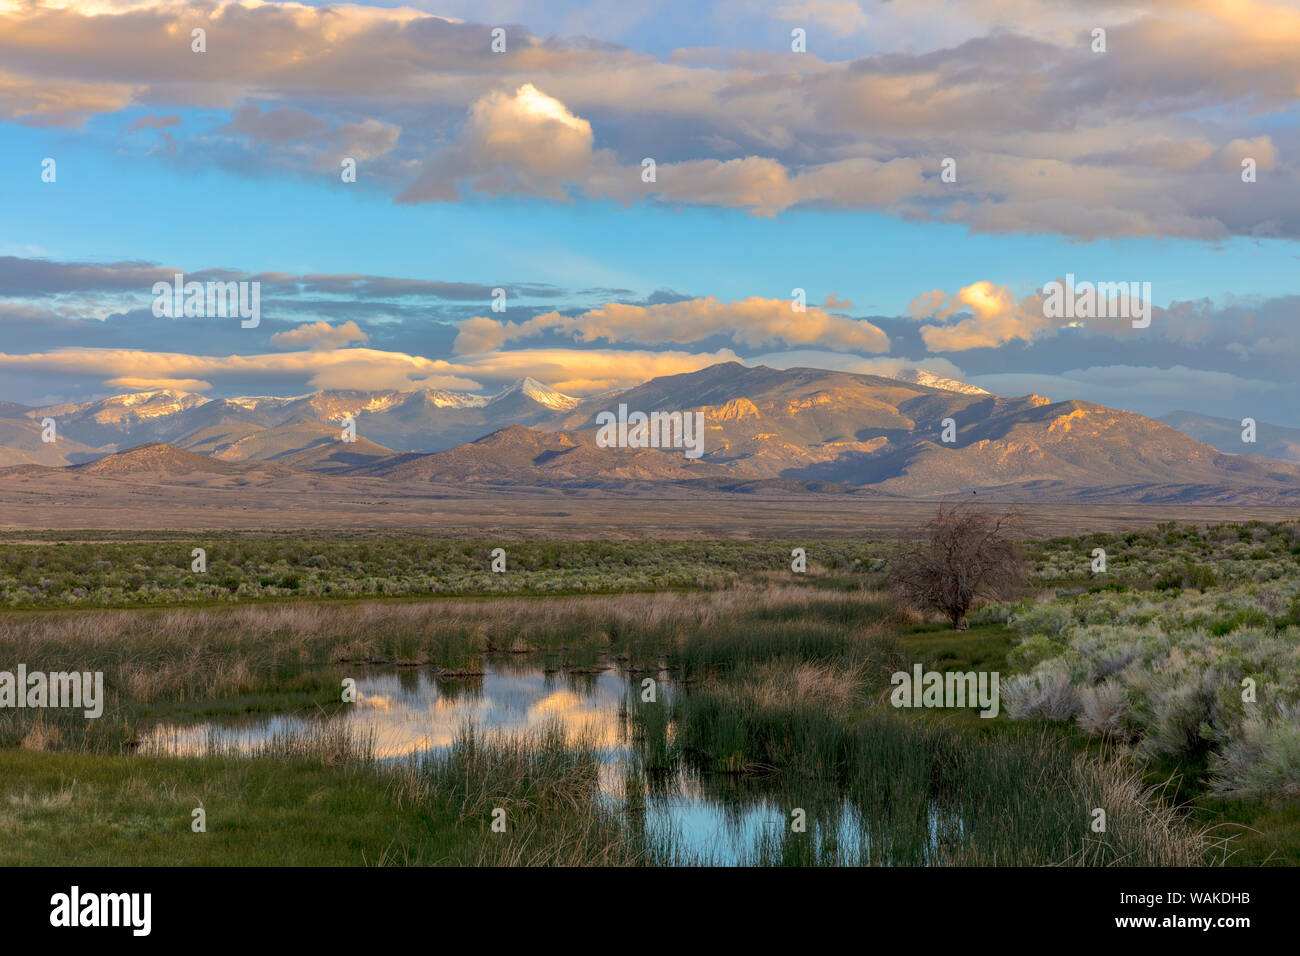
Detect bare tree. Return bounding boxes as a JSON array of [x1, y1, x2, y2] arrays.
[[888, 503, 1025, 630]]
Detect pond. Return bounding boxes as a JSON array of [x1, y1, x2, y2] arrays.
[[139, 662, 948, 864]]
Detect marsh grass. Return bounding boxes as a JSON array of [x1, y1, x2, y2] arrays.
[[622, 691, 672, 772], [0, 571, 1236, 866], [666, 686, 1212, 865], [393, 723, 674, 866], [0, 586, 892, 750], [139, 720, 378, 766], [673, 659, 862, 775], [652, 621, 1211, 867]]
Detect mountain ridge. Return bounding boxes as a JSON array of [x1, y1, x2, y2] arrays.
[[2, 363, 1299, 503]]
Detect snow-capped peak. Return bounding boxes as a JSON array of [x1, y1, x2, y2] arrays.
[[491, 377, 580, 410]]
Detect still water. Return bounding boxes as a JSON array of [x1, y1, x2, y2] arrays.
[[140, 662, 926, 864]]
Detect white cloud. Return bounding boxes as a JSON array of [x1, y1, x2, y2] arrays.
[[400, 83, 595, 202]]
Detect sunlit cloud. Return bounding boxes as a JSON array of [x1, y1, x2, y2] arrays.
[[0, 344, 748, 396], [454, 295, 889, 354], [0, 0, 1293, 237], [270, 320, 368, 350]]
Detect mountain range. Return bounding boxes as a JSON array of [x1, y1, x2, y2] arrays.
[[3, 363, 1299, 503], [1158, 411, 1300, 464]]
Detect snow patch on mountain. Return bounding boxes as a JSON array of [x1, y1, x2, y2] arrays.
[[894, 369, 989, 395], [421, 389, 490, 409]]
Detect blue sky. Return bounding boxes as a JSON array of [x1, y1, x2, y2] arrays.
[[0, 0, 1297, 423]]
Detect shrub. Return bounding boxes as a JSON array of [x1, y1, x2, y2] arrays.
[[1002, 666, 1080, 721], [888, 505, 1026, 630], [1078, 679, 1129, 736]]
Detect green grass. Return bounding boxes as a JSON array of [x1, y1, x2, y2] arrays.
[[1195, 797, 1300, 866], [0, 750, 434, 866], [897, 621, 1018, 675]]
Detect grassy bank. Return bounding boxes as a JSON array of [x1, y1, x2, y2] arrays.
[[0, 725, 653, 866]]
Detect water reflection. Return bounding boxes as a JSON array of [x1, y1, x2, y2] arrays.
[[142, 664, 639, 760], [139, 662, 938, 865]]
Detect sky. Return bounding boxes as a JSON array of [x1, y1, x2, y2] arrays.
[[0, 0, 1297, 423]]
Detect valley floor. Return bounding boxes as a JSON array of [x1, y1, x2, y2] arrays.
[[1, 477, 1298, 536]]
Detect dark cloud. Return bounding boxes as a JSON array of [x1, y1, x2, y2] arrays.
[[0, 257, 565, 301]]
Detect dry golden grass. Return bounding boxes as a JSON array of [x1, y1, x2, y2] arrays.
[[715, 660, 863, 713], [1058, 756, 1214, 867], [2, 585, 884, 699], [20, 720, 59, 752]]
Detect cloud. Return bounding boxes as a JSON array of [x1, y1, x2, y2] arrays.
[[0, 346, 477, 394], [453, 316, 513, 354], [0, 0, 1295, 237], [774, 2, 871, 36], [1218, 136, 1278, 173], [911, 281, 1055, 351], [469, 84, 593, 176], [216, 103, 401, 171], [453, 295, 889, 353], [910, 276, 1170, 351], [0, 256, 177, 295], [0, 344, 745, 398], [972, 364, 1274, 410], [0, 68, 136, 127], [104, 376, 213, 392], [219, 103, 329, 145], [622, 154, 931, 217], [0, 256, 564, 305], [270, 320, 368, 350], [453, 347, 745, 394], [400, 83, 594, 202], [748, 349, 971, 381]]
